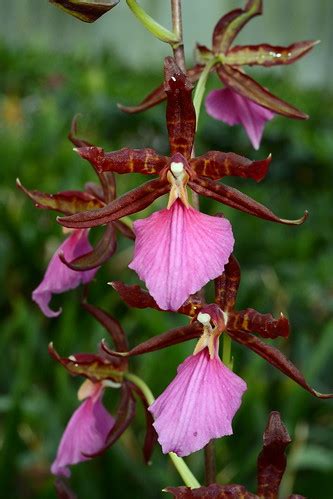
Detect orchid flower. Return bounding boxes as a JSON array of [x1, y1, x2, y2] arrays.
[[120, 0, 317, 149], [148, 311, 246, 456], [17, 119, 135, 316], [57, 58, 306, 311], [108, 255, 333, 401], [49, 302, 158, 477], [51, 379, 114, 477], [32, 228, 98, 318], [166, 412, 305, 498]]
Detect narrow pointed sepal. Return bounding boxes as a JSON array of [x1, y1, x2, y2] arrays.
[[226, 40, 320, 67], [82, 302, 129, 353], [101, 322, 203, 358], [256, 411, 291, 498], [227, 309, 290, 339], [189, 177, 308, 225], [60, 224, 116, 271], [48, 343, 125, 383], [118, 65, 203, 114], [111, 281, 161, 311], [212, 0, 262, 53], [191, 150, 271, 181], [16, 179, 103, 215], [164, 57, 196, 158], [76, 146, 167, 175], [217, 65, 308, 119], [228, 331, 333, 399], [57, 179, 169, 229]]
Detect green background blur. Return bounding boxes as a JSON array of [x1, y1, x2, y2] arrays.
[[1, 1, 333, 498]]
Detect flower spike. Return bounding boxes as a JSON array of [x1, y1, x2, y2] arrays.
[[165, 411, 305, 498], [122, 1, 317, 148]]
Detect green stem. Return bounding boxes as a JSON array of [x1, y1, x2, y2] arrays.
[[119, 215, 133, 230], [222, 334, 233, 370], [125, 372, 155, 405], [126, 0, 179, 45], [170, 0, 186, 72], [125, 372, 201, 489], [193, 58, 218, 127], [169, 453, 200, 489]]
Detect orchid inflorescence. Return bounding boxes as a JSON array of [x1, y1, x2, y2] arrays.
[[18, 0, 331, 496]]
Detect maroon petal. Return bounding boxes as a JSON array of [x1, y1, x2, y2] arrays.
[[256, 411, 291, 498], [226, 40, 320, 67], [189, 177, 308, 225], [129, 382, 158, 464], [76, 146, 168, 175], [191, 151, 271, 181], [118, 82, 167, 114], [54, 478, 77, 499], [118, 64, 204, 114], [227, 309, 290, 339], [111, 281, 203, 317], [228, 331, 333, 399], [82, 302, 129, 352], [88, 383, 136, 457], [16, 179, 103, 215], [212, 0, 262, 53], [49, 0, 119, 23], [165, 484, 256, 498], [60, 224, 116, 271], [68, 114, 94, 148], [164, 57, 196, 158], [101, 322, 202, 358], [111, 281, 161, 311], [112, 220, 135, 240], [217, 65, 308, 119], [48, 343, 124, 382], [215, 255, 241, 312], [57, 179, 169, 229]]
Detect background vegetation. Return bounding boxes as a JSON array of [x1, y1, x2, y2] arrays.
[[0, 40, 333, 498]]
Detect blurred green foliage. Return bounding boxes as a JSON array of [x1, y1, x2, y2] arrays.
[[0, 42, 333, 498]]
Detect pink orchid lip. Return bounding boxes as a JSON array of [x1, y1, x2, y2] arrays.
[[148, 347, 247, 457], [51, 382, 114, 477], [129, 200, 234, 311]]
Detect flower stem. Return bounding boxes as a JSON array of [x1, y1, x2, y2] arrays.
[[126, 0, 179, 44], [193, 58, 218, 126], [124, 372, 201, 489], [204, 440, 216, 485], [222, 334, 233, 370], [169, 452, 201, 489], [170, 0, 186, 72], [125, 372, 155, 405]]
